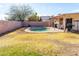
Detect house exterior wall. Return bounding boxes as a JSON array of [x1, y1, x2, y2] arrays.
[[62, 13, 79, 20], [53, 13, 79, 31], [63, 13, 79, 31], [72, 20, 79, 31], [52, 16, 63, 29]]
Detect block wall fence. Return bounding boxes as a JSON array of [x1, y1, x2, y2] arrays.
[[0, 20, 51, 35]]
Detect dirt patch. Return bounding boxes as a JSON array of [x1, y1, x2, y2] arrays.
[[52, 40, 79, 56]]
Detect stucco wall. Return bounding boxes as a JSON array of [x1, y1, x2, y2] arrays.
[[0, 21, 22, 34], [0, 20, 51, 35], [53, 13, 79, 31], [62, 14, 79, 31], [62, 13, 79, 20], [23, 21, 51, 27], [72, 20, 79, 31]]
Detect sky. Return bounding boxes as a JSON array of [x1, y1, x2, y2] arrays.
[[0, 3, 79, 20]]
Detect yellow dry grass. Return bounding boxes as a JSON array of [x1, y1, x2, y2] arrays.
[[0, 29, 79, 55]]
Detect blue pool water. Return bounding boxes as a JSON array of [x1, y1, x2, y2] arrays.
[[30, 27, 47, 32]]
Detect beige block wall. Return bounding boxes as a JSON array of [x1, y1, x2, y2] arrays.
[[0, 20, 51, 35], [0, 21, 22, 34], [24, 21, 51, 27]]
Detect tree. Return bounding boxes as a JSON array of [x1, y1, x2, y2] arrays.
[[28, 12, 40, 21], [7, 5, 33, 21]]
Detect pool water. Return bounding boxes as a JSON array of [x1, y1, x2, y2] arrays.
[[30, 27, 47, 32]]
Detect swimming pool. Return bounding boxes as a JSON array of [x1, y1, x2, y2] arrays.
[[24, 27, 64, 33], [30, 27, 47, 32]]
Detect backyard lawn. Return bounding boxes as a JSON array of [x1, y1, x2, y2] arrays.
[[0, 28, 79, 56]]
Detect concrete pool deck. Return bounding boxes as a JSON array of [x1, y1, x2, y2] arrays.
[[24, 27, 64, 33]]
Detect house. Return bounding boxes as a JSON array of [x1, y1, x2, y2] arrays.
[[52, 13, 79, 32]]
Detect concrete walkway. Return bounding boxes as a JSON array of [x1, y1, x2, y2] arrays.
[[49, 27, 64, 32]]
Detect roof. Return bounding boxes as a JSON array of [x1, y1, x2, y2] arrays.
[[53, 15, 63, 19], [62, 13, 79, 15], [53, 12, 79, 20]]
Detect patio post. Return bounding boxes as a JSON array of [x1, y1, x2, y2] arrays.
[[63, 18, 66, 32]]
